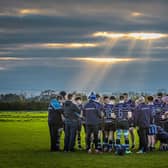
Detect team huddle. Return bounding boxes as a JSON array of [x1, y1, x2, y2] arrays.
[[48, 91, 168, 155]]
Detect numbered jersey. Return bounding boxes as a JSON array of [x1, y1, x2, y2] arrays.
[[113, 102, 130, 121], [103, 103, 114, 123]]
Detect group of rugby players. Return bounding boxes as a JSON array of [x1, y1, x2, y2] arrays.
[[48, 91, 168, 155]]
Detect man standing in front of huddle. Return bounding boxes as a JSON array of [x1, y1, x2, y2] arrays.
[[48, 95, 64, 152], [63, 93, 81, 152], [83, 92, 102, 153], [135, 97, 153, 154]]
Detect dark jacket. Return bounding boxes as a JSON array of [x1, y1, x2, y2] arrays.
[[48, 105, 63, 126], [63, 100, 81, 123], [83, 100, 102, 125], [134, 103, 153, 128]]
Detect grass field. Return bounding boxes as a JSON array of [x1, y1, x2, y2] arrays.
[[0, 111, 168, 168]]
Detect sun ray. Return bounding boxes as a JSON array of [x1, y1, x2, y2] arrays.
[[71, 57, 136, 63], [92, 32, 168, 40]]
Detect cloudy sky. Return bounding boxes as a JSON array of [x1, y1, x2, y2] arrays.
[[0, 0, 168, 93]]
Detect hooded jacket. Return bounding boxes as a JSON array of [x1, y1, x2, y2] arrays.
[[63, 100, 81, 123], [48, 99, 63, 126]]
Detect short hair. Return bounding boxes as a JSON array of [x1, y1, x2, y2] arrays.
[[59, 91, 67, 98], [138, 96, 145, 103], [110, 96, 116, 100], [119, 95, 124, 100], [157, 92, 163, 97], [67, 93, 73, 100], [147, 96, 154, 102], [56, 95, 63, 101], [103, 96, 109, 100], [96, 93, 101, 98], [123, 93, 128, 96], [75, 96, 82, 101]]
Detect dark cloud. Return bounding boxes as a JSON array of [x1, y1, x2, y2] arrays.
[[0, 0, 168, 92]]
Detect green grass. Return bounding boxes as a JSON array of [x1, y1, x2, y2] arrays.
[[0, 111, 168, 168]]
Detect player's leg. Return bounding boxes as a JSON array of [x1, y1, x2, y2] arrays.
[[69, 122, 77, 152], [93, 125, 99, 153], [108, 130, 113, 152], [137, 127, 148, 153], [86, 125, 92, 152], [137, 129, 142, 150], [48, 123, 57, 151], [115, 128, 122, 151], [64, 123, 70, 152], [56, 127, 63, 151], [111, 123, 116, 150], [151, 125, 157, 151], [148, 126, 152, 151], [103, 131, 109, 152], [124, 129, 131, 154], [97, 125, 103, 151], [103, 124, 109, 152], [151, 135, 156, 151], [129, 127, 135, 149], [77, 122, 82, 150], [148, 135, 152, 151]]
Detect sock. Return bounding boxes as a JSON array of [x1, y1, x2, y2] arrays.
[[109, 140, 113, 150], [103, 137, 108, 150], [125, 139, 129, 151], [77, 133, 81, 149], [98, 139, 102, 151], [115, 139, 121, 150]]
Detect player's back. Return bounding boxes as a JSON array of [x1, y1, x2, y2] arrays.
[[103, 103, 114, 123], [114, 102, 129, 121], [83, 100, 101, 125]]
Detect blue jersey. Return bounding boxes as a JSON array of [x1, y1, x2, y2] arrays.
[[148, 104, 157, 124], [154, 100, 164, 123], [125, 99, 135, 121], [113, 102, 130, 121], [124, 99, 135, 111], [103, 103, 114, 123]]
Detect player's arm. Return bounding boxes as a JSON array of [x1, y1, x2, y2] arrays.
[[127, 111, 132, 119], [134, 106, 139, 126], [60, 108, 65, 121]]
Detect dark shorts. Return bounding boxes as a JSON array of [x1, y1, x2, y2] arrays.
[[116, 120, 129, 130], [104, 122, 116, 132], [128, 119, 135, 127], [98, 121, 104, 131]]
